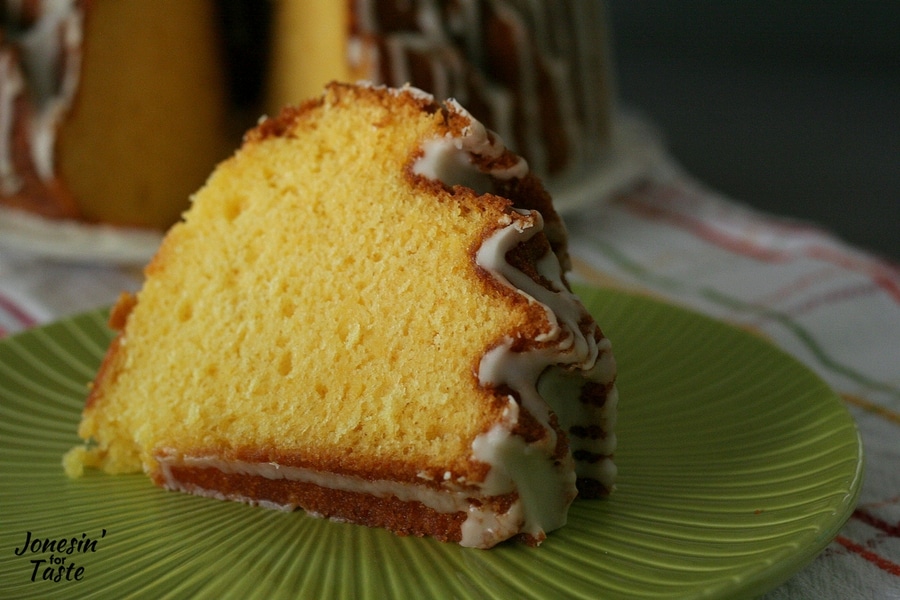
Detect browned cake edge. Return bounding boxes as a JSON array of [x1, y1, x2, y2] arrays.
[[151, 462, 528, 545]]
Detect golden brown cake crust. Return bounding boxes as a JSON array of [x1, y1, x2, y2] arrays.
[[153, 464, 522, 545]]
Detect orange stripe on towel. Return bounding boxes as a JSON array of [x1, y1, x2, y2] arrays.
[[853, 509, 900, 538], [841, 393, 900, 426], [835, 536, 900, 577]]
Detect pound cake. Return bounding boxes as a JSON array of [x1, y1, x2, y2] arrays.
[[64, 82, 618, 548]]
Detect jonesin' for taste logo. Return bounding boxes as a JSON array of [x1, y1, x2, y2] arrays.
[[13, 529, 107, 583]]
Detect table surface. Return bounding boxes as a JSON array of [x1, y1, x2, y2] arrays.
[[1, 124, 898, 599]]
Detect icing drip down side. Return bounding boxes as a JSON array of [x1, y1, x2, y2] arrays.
[[473, 212, 616, 544], [410, 94, 528, 192], [410, 87, 618, 545], [351, 0, 613, 178]]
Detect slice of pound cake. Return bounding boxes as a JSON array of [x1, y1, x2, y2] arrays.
[[64, 82, 617, 548]]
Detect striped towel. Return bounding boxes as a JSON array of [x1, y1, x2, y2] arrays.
[[567, 174, 900, 598]]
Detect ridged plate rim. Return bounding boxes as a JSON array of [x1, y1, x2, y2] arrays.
[[0, 286, 863, 599]]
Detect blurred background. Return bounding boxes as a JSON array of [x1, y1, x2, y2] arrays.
[[606, 0, 899, 261]]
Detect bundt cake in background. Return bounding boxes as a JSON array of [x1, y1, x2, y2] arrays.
[[64, 82, 618, 548], [0, 0, 232, 230], [1, 0, 615, 235], [267, 0, 615, 180]]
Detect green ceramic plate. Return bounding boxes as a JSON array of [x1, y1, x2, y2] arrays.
[[0, 286, 862, 599]]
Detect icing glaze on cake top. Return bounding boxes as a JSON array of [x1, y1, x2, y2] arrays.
[[349, 0, 614, 178]]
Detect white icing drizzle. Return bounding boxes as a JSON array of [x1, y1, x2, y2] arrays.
[[157, 452, 470, 514], [33, 4, 82, 181], [349, 0, 612, 179], [537, 348, 619, 485], [467, 398, 575, 544], [491, 2, 545, 173], [409, 92, 527, 192], [157, 450, 531, 549], [471, 212, 619, 538], [0, 50, 25, 194], [0, 0, 84, 191], [409, 92, 616, 541]]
